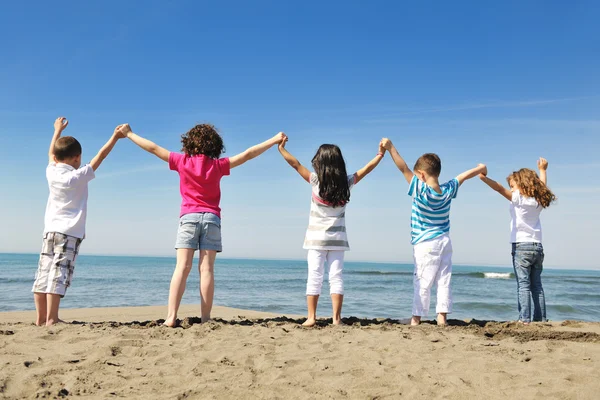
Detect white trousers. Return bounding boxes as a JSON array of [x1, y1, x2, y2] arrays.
[[412, 234, 453, 316], [306, 250, 345, 296]]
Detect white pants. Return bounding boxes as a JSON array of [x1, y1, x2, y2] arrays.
[[412, 234, 453, 316], [306, 250, 345, 296]]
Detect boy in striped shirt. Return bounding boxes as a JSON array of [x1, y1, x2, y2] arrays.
[[381, 139, 487, 326]]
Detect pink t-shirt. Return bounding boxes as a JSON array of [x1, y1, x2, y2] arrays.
[[169, 153, 231, 218]]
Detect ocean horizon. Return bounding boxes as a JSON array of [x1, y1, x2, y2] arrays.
[[2, 252, 599, 322]]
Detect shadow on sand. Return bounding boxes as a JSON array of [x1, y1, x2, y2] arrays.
[[61, 316, 600, 343]]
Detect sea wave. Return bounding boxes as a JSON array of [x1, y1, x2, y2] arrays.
[[347, 271, 413, 276], [347, 271, 515, 279], [554, 278, 600, 285], [0, 277, 32, 284], [456, 272, 514, 279]]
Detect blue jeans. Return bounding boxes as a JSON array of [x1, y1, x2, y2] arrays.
[[175, 213, 223, 252], [512, 242, 546, 323]]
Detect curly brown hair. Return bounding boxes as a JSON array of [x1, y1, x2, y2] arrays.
[[181, 124, 225, 158], [507, 168, 556, 208]]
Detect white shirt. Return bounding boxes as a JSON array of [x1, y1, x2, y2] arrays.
[[510, 190, 542, 243], [303, 172, 356, 251], [44, 163, 95, 239]]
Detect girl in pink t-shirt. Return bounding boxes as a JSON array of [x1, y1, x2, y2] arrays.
[[118, 123, 285, 327]]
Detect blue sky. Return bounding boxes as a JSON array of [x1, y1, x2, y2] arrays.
[[1, 1, 599, 268]]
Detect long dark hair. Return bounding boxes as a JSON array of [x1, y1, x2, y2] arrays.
[[311, 144, 350, 207]]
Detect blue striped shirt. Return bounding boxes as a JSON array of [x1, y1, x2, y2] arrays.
[[408, 175, 459, 245]]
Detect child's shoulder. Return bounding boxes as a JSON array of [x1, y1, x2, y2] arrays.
[[178, 153, 226, 162], [47, 163, 94, 185], [511, 190, 537, 206], [438, 178, 458, 191], [441, 177, 459, 186]]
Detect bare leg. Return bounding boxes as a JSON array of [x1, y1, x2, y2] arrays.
[[34, 292, 47, 326], [46, 294, 62, 326], [164, 248, 195, 327], [437, 312, 447, 326], [303, 295, 319, 327], [199, 250, 217, 323], [331, 294, 344, 325], [411, 315, 421, 326]]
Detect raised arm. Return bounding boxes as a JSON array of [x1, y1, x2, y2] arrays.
[[277, 136, 311, 182], [89, 125, 126, 171], [355, 141, 386, 184], [381, 138, 414, 184], [537, 157, 548, 185], [118, 124, 170, 163], [229, 132, 285, 169], [479, 174, 512, 201], [49, 117, 68, 163], [456, 164, 488, 186]]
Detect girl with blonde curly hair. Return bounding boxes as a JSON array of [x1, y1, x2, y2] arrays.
[[479, 158, 556, 324]]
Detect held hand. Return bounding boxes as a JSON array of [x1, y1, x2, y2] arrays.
[[278, 135, 289, 151], [113, 124, 126, 139], [479, 173, 487, 181], [116, 123, 132, 138], [272, 132, 286, 145], [380, 138, 392, 150], [478, 163, 487, 176], [537, 157, 548, 171], [378, 141, 386, 155], [54, 117, 68, 132]]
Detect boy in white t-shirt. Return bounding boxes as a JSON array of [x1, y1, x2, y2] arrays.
[[33, 117, 124, 326]]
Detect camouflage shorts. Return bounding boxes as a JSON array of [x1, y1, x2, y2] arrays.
[[32, 232, 82, 297]]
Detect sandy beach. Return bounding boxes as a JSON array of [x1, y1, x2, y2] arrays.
[[1, 306, 599, 399]]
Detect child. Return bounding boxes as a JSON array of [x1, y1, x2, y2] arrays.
[[117, 123, 285, 327], [278, 137, 386, 327], [33, 117, 124, 326], [479, 158, 555, 324], [380, 138, 487, 326]]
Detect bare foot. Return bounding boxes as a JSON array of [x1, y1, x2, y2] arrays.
[[332, 318, 344, 326], [36, 320, 46, 327], [201, 316, 211, 323], [437, 315, 447, 326], [45, 318, 65, 327], [302, 318, 316, 327], [410, 316, 421, 326], [163, 318, 177, 328]]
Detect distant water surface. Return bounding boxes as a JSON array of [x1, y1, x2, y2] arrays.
[[1, 253, 599, 322]]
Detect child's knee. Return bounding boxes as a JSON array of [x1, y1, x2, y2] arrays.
[[176, 261, 194, 274], [199, 262, 214, 274]]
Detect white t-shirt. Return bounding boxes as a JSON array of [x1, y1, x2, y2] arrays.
[[509, 190, 542, 243], [44, 163, 96, 239], [303, 172, 356, 251]]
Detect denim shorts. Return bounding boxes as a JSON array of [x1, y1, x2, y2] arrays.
[[175, 212, 222, 252]]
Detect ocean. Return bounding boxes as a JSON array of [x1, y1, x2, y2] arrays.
[[1, 253, 599, 322]]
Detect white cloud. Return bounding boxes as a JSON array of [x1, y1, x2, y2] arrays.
[[363, 95, 599, 122]]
